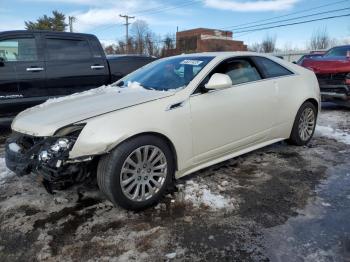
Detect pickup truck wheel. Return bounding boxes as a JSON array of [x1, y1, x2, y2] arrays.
[[97, 135, 174, 211], [288, 101, 317, 146]]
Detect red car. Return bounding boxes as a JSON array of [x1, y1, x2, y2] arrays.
[[301, 45, 350, 107]]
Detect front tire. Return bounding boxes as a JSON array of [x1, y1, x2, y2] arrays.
[[288, 101, 317, 146], [97, 135, 174, 211]]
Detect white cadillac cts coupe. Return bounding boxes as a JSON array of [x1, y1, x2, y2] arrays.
[[6, 52, 320, 210]]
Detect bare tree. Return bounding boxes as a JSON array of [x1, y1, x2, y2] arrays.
[[161, 34, 175, 57], [131, 20, 149, 54], [248, 42, 262, 52], [145, 32, 161, 57], [261, 35, 277, 53], [104, 45, 116, 55], [310, 27, 330, 50]]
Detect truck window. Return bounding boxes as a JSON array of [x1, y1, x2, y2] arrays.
[[0, 38, 37, 62], [46, 38, 92, 61]]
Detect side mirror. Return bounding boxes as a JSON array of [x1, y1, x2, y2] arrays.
[[205, 73, 232, 90], [0, 57, 4, 67], [346, 51, 350, 59]]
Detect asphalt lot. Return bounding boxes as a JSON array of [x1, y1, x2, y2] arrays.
[[0, 103, 349, 262]]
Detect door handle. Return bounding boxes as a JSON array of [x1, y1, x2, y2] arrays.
[[91, 65, 105, 70], [26, 67, 44, 72]]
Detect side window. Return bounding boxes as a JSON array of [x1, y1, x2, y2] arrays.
[[89, 38, 103, 58], [0, 38, 38, 62], [197, 58, 262, 92], [222, 59, 262, 85], [254, 57, 293, 78], [46, 38, 92, 61]]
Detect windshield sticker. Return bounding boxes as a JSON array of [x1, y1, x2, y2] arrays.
[[180, 60, 204, 66]]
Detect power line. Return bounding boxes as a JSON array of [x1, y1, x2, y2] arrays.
[[221, 0, 350, 30], [227, 7, 350, 32], [89, 0, 201, 34], [130, 0, 202, 16], [105, 13, 350, 48], [150, 12, 350, 44], [234, 13, 350, 35]]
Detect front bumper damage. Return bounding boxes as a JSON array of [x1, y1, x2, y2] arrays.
[[320, 84, 350, 100], [5, 132, 95, 193], [316, 73, 350, 105]]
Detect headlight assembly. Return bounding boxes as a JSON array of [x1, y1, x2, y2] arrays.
[[50, 138, 71, 152], [38, 124, 85, 164], [39, 138, 74, 163]]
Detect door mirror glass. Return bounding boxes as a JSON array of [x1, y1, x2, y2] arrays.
[[205, 73, 232, 90], [0, 57, 4, 66]]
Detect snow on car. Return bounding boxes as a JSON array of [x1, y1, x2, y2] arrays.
[[5, 52, 320, 210]]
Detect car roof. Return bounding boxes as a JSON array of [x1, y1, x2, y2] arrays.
[[0, 30, 96, 38], [170, 51, 275, 59]]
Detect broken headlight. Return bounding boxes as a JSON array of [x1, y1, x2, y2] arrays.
[[50, 138, 70, 152], [38, 124, 85, 165], [39, 138, 74, 163]]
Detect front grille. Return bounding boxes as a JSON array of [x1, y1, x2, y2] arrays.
[[316, 73, 348, 86]]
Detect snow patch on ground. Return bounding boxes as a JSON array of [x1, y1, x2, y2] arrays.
[[183, 180, 235, 210], [0, 158, 14, 184], [315, 125, 350, 145]]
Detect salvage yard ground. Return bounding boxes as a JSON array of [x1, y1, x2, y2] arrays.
[[0, 103, 349, 261]]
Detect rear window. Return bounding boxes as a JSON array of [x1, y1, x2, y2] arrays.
[[254, 57, 293, 78], [325, 46, 350, 57], [46, 38, 92, 61]]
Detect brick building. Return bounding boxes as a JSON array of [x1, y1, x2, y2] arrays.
[[174, 28, 247, 54]]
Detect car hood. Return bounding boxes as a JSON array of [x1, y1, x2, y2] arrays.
[[301, 56, 350, 74], [12, 85, 174, 136]]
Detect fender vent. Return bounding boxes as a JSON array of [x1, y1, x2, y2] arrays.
[[167, 101, 184, 111]]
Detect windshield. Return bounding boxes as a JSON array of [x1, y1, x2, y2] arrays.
[[117, 56, 214, 91], [324, 46, 350, 57]]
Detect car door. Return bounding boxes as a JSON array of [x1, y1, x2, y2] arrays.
[[0, 33, 46, 117], [252, 56, 295, 129], [44, 34, 109, 96], [189, 57, 278, 164], [0, 39, 19, 119]]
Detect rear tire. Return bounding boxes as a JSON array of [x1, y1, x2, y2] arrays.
[[97, 135, 175, 211], [288, 101, 317, 146]]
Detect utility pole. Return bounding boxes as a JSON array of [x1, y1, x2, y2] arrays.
[[68, 16, 76, 32], [119, 14, 135, 54]]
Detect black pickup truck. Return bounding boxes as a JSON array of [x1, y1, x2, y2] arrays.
[[0, 30, 156, 124]]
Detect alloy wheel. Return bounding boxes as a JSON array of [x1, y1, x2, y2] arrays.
[[120, 145, 167, 202], [298, 107, 316, 141]]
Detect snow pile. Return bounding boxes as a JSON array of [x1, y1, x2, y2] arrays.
[[127, 81, 144, 89], [183, 180, 235, 210], [0, 158, 14, 184], [315, 125, 350, 145], [37, 81, 146, 108]]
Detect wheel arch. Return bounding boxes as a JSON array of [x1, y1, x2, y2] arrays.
[[304, 98, 319, 115], [114, 131, 179, 171]]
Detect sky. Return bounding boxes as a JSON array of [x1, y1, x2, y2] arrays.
[[0, 0, 349, 49]]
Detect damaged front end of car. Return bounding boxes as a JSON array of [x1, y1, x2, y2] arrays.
[[5, 124, 96, 193]]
